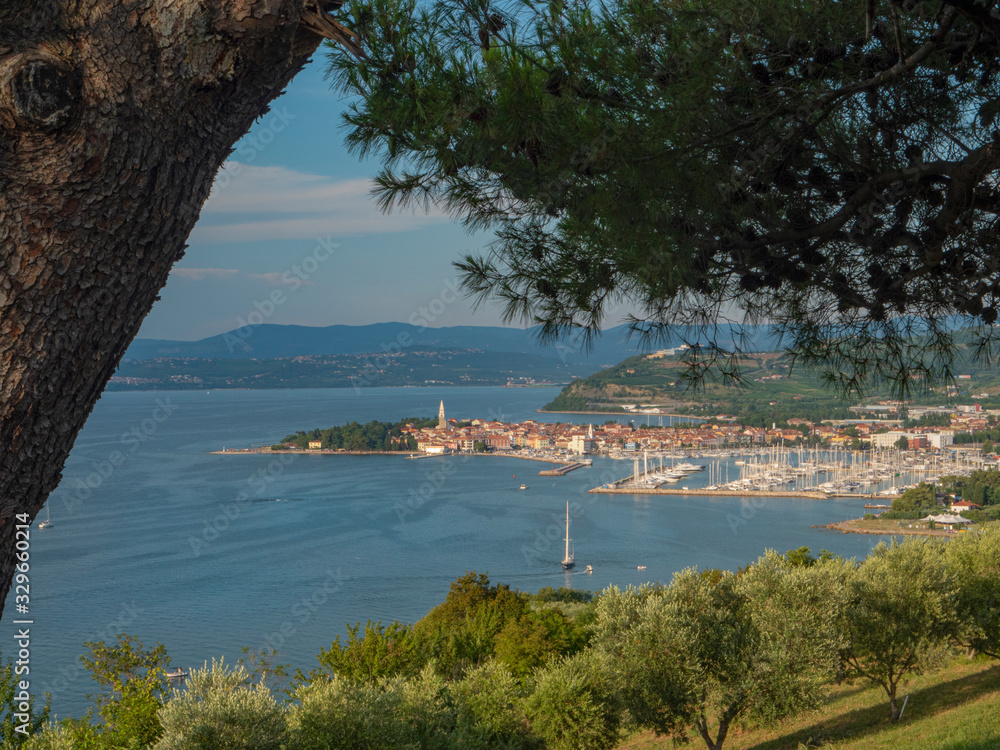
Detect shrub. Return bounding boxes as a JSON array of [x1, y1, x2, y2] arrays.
[[525, 651, 620, 750], [452, 662, 533, 749], [153, 660, 286, 750]]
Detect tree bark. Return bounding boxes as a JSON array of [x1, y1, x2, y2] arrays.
[[0, 0, 346, 616]]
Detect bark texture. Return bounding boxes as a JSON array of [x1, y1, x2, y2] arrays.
[[0, 0, 345, 615]]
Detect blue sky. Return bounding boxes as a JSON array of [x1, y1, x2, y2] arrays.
[[138, 55, 508, 341]]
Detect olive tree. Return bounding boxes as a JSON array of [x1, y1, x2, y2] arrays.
[[592, 565, 840, 750], [837, 538, 955, 722]]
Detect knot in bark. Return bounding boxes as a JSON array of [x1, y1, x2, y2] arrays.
[[2, 53, 80, 132]]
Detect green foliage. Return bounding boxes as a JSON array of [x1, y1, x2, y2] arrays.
[[286, 668, 456, 750], [153, 660, 286, 750], [286, 676, 412, 750], [493, 608, 588, 678], [837, 539, 956, 722], [784, 545, 817, 567], [884, 483, 940, 518], [303, 620, 421, 684], [22, 725, 73, 750], [525, 651, 621, 750], [942, 469, 1000, 507], [945, 525, 1000, 659], [279, 417, 435, 451], [530, 586, 593, 604], [236, 646, 289, 692], [26, 533, 1000, 749], [65, 633, 170, 748], [905, 412, 953, 429], [1, 648, 49, 747], [451, 662, 533, 749], [593, 566, 833, 750], [328, 0, 1000, 392], [414, 572, 527, 677]]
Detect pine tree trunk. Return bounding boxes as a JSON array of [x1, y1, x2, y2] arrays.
[[0, 0, 343, 615]]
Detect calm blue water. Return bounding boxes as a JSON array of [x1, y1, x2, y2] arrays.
[[7, 387, 885, 717]]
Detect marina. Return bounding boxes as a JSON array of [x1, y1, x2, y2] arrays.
[[591, 446, 987, 497]]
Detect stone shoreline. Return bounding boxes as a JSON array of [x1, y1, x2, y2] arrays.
[[819, 518, 965, 537]]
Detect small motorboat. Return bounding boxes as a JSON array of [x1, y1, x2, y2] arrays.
[[520, 484, 527, 490], [585, 565, 593, 573], [637, 565, 646, 570], [164, 668, 188, 680]]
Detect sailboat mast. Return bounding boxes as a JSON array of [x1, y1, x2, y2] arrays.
[[564, 501, 570, 560]]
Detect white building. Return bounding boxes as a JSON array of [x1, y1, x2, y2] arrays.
[[925, 432, 954, 449], [870, 431, 908, 448]]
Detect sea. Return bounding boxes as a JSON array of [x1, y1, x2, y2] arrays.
[[6, 386, 887, 718]]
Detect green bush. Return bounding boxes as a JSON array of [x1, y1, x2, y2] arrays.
[[525, 651, 620, 750], [22, 725, 72, 750], [287, 677, 407, 750], [287, 669, 457, 750], [452, 662, 533, 749], [153, 660, 286, 750]]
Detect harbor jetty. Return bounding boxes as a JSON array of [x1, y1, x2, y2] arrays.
[[539, 461, 588, 476]]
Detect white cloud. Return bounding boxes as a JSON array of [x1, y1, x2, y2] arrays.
[[189, 163, 451, 243], [246, 271, 310, 287], [169, 268, 241, 281]]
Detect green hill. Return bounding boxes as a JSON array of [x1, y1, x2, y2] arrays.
[[542, 349, 1000, 425], [621, 657, 1000, 750]]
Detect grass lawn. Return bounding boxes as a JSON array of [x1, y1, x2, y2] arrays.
[[618, 657, 1000, 749]]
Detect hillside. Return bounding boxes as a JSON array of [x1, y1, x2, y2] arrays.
[[124, 322, 781, 363], [124, 322, 647, 364], [107, 347, 590, 390], [543, 348, 1000, 423], [621, 657, 1000, 750]]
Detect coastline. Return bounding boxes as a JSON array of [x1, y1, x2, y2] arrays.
[[818, 518, 971, 538], [210, 447, 576, 466], [588, 486, 835, 498]]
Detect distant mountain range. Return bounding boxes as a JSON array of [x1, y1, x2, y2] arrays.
[[124, 322, 780, 365]]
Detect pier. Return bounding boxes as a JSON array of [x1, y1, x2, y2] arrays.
[[539, 461, 588, 476]]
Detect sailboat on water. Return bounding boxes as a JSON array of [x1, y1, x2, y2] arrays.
[[561, 501, 575, 570], [38, 503, 53, 529]]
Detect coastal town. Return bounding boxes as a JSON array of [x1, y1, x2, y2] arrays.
[[284, 400, 997, 458]]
